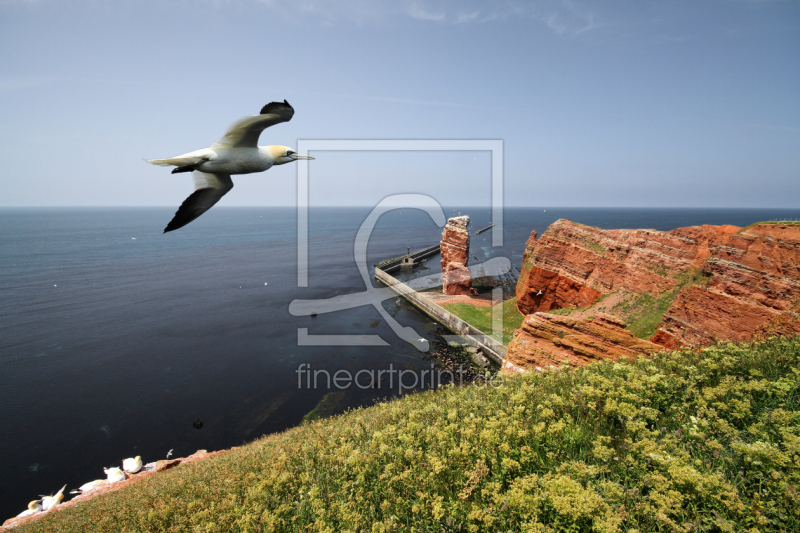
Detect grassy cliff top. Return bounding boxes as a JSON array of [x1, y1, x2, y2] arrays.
[[20, 337, 800, 532], [737, 220, 800, 233]]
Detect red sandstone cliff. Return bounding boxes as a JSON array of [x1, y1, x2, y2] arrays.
[[441, 216, 477, 296], [507, 220, 800, 373], [516, 220, 739, 315], [652, 223, 800, 346], [505, 313, 661, 372]]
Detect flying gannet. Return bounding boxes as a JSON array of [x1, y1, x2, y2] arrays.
[[122, 455, 142, 474], [146, 100, 313, 233], [16, 500, 42, 518], [40, 485, 66, 511]]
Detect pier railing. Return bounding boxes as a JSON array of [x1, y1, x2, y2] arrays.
[[374, 266, 507, 365]]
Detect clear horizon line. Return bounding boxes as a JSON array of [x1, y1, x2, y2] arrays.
[[2, 205, 800, 210]]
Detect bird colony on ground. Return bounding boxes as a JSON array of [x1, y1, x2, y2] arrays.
[[13, 455, 145, 519]]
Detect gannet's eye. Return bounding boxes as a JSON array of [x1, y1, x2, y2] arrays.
[[286, 150, 295, 156]]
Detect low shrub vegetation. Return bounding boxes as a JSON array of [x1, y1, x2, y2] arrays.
[[23, 337, 800, 532]]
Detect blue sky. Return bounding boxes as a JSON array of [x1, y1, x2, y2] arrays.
[[1, 0, 798, 207]]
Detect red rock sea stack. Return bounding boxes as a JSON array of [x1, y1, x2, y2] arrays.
[[440, 216, 477, 296]]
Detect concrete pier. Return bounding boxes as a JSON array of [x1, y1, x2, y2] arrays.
[[374, 244, 440, 274], [374, 265, 507, 365]]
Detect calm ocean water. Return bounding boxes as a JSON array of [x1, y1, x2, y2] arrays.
[[2, 206, 799, 519]]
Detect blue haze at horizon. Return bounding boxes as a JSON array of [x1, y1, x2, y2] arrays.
[[3, 206, 800, 520]]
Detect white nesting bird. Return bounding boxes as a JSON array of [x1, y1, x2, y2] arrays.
[[16, 500, 42, 518], [104, 467, 127, 482], [70, 479, 105, 495], [146, 100, 313, 233], [40, 485, 66, 511], [122, 455, 142, 474]]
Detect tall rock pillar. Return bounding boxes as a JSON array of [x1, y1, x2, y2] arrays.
[[440, 216, 477, 296]]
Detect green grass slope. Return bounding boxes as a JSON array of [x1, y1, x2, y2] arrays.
[[442, 297, 526, 345], [22, 337, 800, 532]]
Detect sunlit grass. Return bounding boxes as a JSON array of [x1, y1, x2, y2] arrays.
[[443, 297, 525, 345], [22, 337, 800, 532]]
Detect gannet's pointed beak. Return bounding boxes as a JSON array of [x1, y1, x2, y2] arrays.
[[289, 152, 314, 161]]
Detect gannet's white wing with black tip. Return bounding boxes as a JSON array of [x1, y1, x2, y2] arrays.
[[164, 171, 234, 233], [211, 100, 295, 149]]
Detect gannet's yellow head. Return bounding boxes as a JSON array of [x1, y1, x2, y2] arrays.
[[28, 500, 42, 511], [267, 145, 315, 165]]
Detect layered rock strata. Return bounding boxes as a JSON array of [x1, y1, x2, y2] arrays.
[[441, 216, 477, 296], [505, 313, 661, 371], [516, 220, 739, 315], [652, 223, 800, 346], [507, 220, 800, 373]]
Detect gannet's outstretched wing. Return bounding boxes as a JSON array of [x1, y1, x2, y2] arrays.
[[210, 100, 294, 149], [164, 171, 233, 233]]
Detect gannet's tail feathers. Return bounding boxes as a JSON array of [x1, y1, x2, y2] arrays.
[[146, 149, 215, 168], [146, 156, 202, 168], [147, 157, 209, 174], [164, 171, 234, 233], [146, 157, 180, 166]]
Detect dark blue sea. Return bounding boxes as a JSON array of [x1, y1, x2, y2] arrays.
[[2, 206, 799, 520]]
